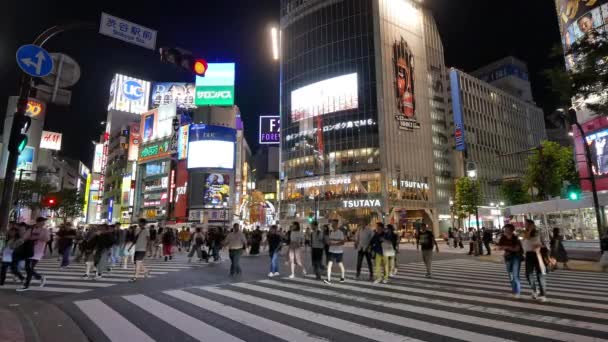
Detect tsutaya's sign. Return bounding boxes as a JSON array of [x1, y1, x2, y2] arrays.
[[391, 179, 430, 190], [342, 199, 382, 208], [295, 176, 351, 189]]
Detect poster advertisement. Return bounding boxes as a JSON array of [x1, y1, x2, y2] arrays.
[[93, 143, 104, 173], [393, 37, 420, 131], [142, 111, 156, 142], [156, 103, 177, 140], [17, 146, 34, 172], [203, 173, 230, 207], [586, 126, 608, 176], [290, 73, 358, 122], [150, 82, 195, 109], [127, 123, 141, 161]]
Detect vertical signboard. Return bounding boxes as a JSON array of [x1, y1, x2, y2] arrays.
[[93, 143, 104, 173], [177, 124, 189, 160], [127, 122, 141, 161], [450, 69, 466, 152]]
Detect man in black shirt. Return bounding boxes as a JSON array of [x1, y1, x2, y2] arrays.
[[417, 224, 439, 278]]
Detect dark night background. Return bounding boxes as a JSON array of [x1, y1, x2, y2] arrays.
[[0, 0, 562, 167]]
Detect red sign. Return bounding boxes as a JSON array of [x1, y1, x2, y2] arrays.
[[172, 160, 188, 219]]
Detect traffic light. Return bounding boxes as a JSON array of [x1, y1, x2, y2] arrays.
[[307, 212, 314, 224], [8, 115, 31, 153], [42, 195, 58, 208], [159, 47, 208, 76], [566, 184, 581, 201]]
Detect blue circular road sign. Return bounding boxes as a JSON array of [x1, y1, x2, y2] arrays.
[[16, 44, 53, 77]]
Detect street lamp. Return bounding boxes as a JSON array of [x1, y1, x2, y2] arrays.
[[270, 27, 279, 61]]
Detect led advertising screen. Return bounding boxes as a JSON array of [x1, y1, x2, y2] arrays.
[[142, 110, 156, 142], [187, 140, 234, 169], [107, 74, 151, 114], [17, 146, 34, 172], [259, 116, 280, 144], [195, 63, 235, 106], [150, 82, 195, 109], [291, 73, 358, 122], [93, 143, 104, 173], [202, 173, 231, 207], [156, 103, 177, 140], [127, 123, 141, 161], [177, 125, 189, 160], [585, 127, 608, 176]]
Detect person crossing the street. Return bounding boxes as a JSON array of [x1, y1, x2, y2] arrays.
[[417, 223, 439, 278], [0, 226, 24, 286], [267, 225, 282, 277], [287, 222, 307, 279], [354, 219, 374, 281], [188, 228, 207, 262], [162, 227, 176, 261], [130, 219, 150, 282], [497, 224, 523, 298], [56, 222, 76, 268], [310, 221, 325, 280], [16, 217, 50, 292], [523, 219, 548, 302], [324, 222, 346, 284], [370, 222, 389, 284], [223, 223, 247, 276]]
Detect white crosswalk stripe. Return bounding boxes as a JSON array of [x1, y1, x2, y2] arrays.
[[72, 258, 608, 342], [0, 256, 210, 294]]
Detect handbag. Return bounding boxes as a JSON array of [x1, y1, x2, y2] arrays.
[[540, 246, 550, 267]]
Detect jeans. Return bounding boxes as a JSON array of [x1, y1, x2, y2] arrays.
[[229, 249, 243, 275], [212, 244, 221, 261], [356, 250, 373, 278], [188, 244, 204, 260], [421, 249, 433, 275], [505, 256, 522, 295], [483, 241, 492, 255], [270, 251, 279, 273], [311, 248, 324, 279], [95, 249, 110, 275], [24, 259, 41, 288], [60, 243, 72, 267], [525, 252, 547, 296]]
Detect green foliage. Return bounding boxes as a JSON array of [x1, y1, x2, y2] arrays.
[[49, 189, 84, 222], [454, 177, 482, 218], [17, 180, 54, 212], [499, 179, 530, 206], [524, 141, 579, 201], [545, 31, 608, 114]]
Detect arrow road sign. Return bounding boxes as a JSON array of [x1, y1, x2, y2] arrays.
[[16, 44, 53, 77]]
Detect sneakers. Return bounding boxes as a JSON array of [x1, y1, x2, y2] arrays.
[[381, 279, 388, 284], [302, 269, 307, 276], [288, 274, 295, 279], [273, 272, 280, 277], [82, 274, 90, 280], [323, 279, 332, 285], [40, 276, 47, 288], [531, 292, 539, 300], [268, 272, 275, 277], [339, 278, 345, 283], [392, 269, 398, 276], [94, 273, 103, 280], [373, 279, 381, 284], [537, 296, 548, 303], [425, 274, 432, 279], [512, 293, 521, 299], [16, 286, 30, 292]]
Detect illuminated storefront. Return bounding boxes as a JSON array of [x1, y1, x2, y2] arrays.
[[279, 0, 452, 233]]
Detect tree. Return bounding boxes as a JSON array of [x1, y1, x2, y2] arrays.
[[500, 179, 530, 206], [524, 140, 579, 201], [454, 177, 482, 227], [545, 31, 608, 114], [48, 189, 84, 222], [18, 180, 54, 212]]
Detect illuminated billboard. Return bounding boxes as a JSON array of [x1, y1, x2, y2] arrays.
[[127, 123, 141, 161], [585, 126, 608, 176], [177, 125, 189, 160], [107, 73, 151, 114], [17, 146, 34, 172], [187, 141, 234, 169], [40, 131, 62, 151], [259, 116, 280, 144], [92, 143, 104, 173], [195, 63, 235, 106], [291, 73, 358, 122], [150, 82, 195, 109]]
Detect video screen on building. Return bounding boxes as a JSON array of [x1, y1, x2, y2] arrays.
[[291, 73, 358, 122], [586, 127, 608, 176], [203, 173, 230, 207], [187, 140, 234, 169]]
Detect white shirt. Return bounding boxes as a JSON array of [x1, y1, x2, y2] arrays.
[[328, 230, 345, 254]]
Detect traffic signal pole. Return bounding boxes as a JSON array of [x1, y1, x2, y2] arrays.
[[0, 23, 94, 233]]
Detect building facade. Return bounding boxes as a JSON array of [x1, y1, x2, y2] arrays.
[[279, 0, 452, 233], [449, 68, 546, 204]]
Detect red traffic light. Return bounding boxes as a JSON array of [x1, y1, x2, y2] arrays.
[[194, 59, 208, 76], [48, 198, 55, 205]]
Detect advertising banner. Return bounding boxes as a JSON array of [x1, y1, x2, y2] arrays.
[[156, 103, 177, 140], [121, 176, 132, 205], [259, 116, 280, 144], [392, 38, 420, 131], [92, 143, 104, 173], [291, 73, 358, 122], [138, 139, 171, 162], [39, 131, 62, 150], [127, 122, 141, 161], [150, 83, 195, 109], [140, 109, 157, 143], [450, 69, 466, 151], [195, 63, 235, 106], [203, 173, 231, 207], [177, 125, 189, 160], [107, 73, 151, 114], [187, 124, 236, 169], [17, 146, 34, 173], [173, 160, 188, 219]]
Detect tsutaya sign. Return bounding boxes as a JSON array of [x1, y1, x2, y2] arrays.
[[295, 176, 351, 189], [391, 179, 429, 190], [342, 199, 382, 208]]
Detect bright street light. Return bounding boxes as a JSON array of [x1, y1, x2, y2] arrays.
[[271, 27, 279, 60], [500, 201, 505, 206]]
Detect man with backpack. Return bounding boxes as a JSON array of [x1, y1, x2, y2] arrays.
[[188, 228, 208, 262]]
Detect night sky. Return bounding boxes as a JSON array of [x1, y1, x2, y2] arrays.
[[0, 0, 562, 167]]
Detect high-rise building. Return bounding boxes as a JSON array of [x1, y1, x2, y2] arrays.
[[279, 0, 452, 233], [471, 56, 534, 103], [449, 68, 546, 204]]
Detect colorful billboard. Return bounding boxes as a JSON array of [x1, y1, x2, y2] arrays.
[[150, 82, 195, 109], [127, 122, 141, 161], [139, 139, 171, 162], [187, 124, 236, 169], [17, 146, 34, 173], [393, 38, 420, 131], [173, 160, 188, 219], [290, 73, 358, 122], [157, 103, 177, 140], [195, 63, 235, 106], [39, 131, 62, 150], [450, 69, 466, 151], [259, 116, 280, 144], [107, 73, 151, 114], [197, 173, 231, 207], [177, 125, 189, 160]]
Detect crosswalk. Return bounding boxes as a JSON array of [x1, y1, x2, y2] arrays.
[[0, 256, 212, 293], [73, 258, 608, 342]]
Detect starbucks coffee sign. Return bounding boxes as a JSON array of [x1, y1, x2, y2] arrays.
[[342, 199, 382, 208]]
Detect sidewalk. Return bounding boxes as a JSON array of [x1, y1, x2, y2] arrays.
[[0, 293, 88, 342]]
